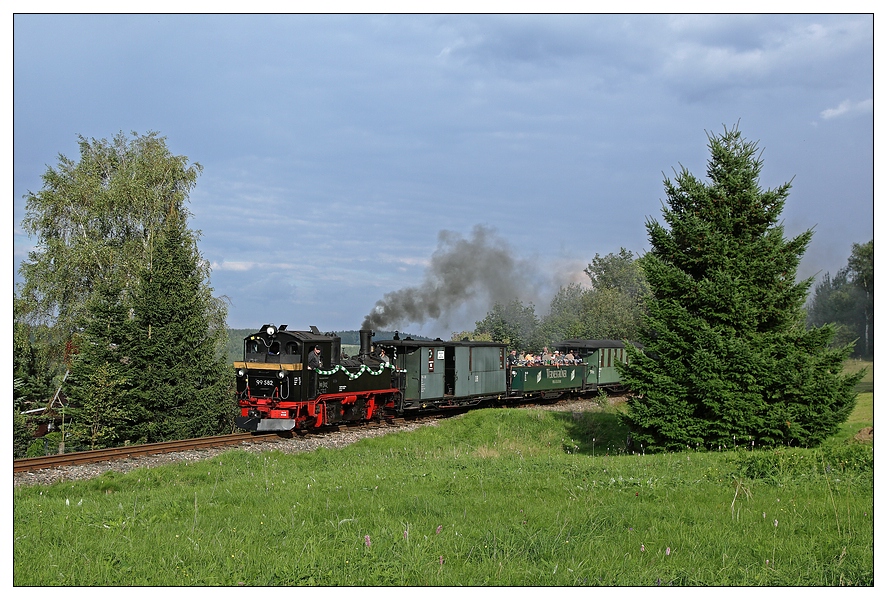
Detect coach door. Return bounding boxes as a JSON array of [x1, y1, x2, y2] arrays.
[[423, 346, 445, 400], [598, 346, 623, 386]]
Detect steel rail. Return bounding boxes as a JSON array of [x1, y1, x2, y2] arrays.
[[13, 432, 282, 473]]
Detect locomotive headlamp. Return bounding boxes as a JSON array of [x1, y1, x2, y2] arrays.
[[266, 325, 277, 336], [278, 371, 285, 379], [237, 369, 245, 377]]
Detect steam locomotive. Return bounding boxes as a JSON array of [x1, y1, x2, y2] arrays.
[[234, 325, 633, 433]]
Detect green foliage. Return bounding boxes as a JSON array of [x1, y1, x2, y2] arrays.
[[537, 249, 650, 345], [12, 319, 57, 411], [728, 444, 873, 481], [621, 125, 863, 452], [17, 131, 202, 353], [536, 283, 587, 342], [15, 131, 233, 450], [66, 361, 129, 450], [584, 247, 650, 301], [122, 211, 234, 443], [13, 410, 37, 459], [807, 271, 864, 349], [473, 299, 540, 351], [26, 431, 63, 457], [807, 240, 874, 359], [450, 330, 494, 342], [64, 281, 132, 449], [226, 329, 255, 363]]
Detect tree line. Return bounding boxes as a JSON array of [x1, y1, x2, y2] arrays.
[[806, 240, 873, 360], [13, 126, 868, 457], [14, 132, 233, 457]]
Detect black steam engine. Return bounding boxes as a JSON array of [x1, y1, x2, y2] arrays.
[[234, 326, 399, 431]]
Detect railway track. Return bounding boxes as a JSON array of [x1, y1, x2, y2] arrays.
[[12, 432, 284, 473], [12, 415, 437, 474]]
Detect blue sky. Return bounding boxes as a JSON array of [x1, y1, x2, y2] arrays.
[[11, 12, 875, 338]]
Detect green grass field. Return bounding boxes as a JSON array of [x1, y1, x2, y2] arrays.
[[13, 365, 874, 586]]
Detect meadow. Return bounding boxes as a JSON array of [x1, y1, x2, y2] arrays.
[[13, 375, 873, 586]]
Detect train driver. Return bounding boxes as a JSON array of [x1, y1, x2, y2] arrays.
[[307, 345, 323, 370]]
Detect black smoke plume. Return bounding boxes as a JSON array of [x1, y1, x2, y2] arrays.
[[362, 225, 552, 331]]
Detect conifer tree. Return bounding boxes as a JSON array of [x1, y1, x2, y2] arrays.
[[620, 126, 862, 451], [65, 281, 132, 449], [122, 208, 234, 443]]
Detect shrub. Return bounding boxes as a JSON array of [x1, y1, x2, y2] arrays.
[[727, 444, 873, 480]]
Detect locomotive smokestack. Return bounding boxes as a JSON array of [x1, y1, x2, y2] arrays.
[[359, 329, 374, 357]]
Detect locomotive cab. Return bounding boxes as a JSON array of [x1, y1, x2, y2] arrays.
[[244, 324, 304, 364]]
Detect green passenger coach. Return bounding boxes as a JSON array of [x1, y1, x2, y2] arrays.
[[376, 336, 508, 413], [509, 364, 588, 398], [554, 339, 637, 392]]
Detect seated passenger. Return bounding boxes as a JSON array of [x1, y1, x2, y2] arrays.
[[542, 348, 552, 364]]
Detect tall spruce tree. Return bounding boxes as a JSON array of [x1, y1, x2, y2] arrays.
[[620, 126, 862, 451], [122, 208, 234, 443]]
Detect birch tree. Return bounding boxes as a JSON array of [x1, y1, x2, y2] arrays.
[[16, 131, 202, 378]]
